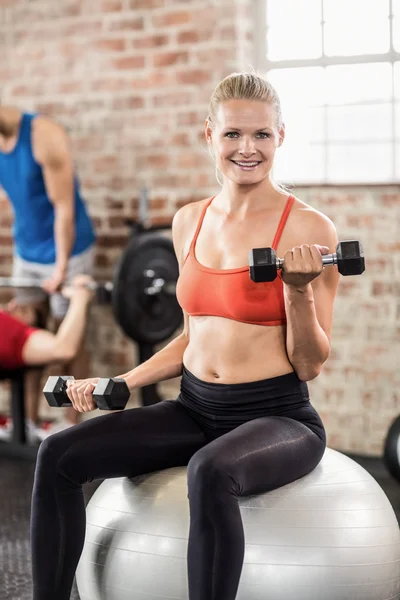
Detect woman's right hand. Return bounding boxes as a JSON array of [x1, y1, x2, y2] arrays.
[[66, 378, 100, 412]]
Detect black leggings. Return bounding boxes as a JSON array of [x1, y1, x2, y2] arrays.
[[31, 368, 326, 600]]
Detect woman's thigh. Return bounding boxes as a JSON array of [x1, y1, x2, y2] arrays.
[[190, 416, 326, 496], [37, 400, 207, 485]]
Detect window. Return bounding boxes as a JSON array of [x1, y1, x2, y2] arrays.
[[257, 0, 400, 184]]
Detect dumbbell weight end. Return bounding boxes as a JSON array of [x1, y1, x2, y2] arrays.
[[93, 378, 130, 411], [43, 376, 74, 407]]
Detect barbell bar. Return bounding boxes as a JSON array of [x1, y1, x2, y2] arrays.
[[0, 276, 176, 297]]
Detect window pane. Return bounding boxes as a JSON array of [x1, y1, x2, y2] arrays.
[[393, 0, 400, 50], [327, 104, 393, 142], [266, 0, 322, 60], [327, 143, 393, 182], [396, 102, 400, 138], [268, 67, 325, 110], [326, 63, 392, 104], [396, 145, 400, 179], [274, 142, 325, 184], [283, 106, 325, 142], [324, 0, 390, 56], [395, 63, 400, 99], [395, 17, 400, 51]]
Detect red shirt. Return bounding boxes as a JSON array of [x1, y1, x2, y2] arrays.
[[0, 311, 37, 369]]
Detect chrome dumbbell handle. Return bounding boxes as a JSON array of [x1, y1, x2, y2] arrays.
[[276, 254, 338, 270]]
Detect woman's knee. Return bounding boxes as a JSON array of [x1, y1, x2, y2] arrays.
[[35, 429, 83, 487], [187, 446, 238, 497]]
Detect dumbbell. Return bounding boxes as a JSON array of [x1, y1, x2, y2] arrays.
[[43, 376, 130, 411], [249, 240, 365, 283]]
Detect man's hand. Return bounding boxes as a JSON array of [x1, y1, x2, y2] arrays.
[[61, 274, 96, 301], [43, 264, 66, 294]]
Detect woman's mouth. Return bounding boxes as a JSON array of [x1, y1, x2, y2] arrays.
[[230, 160, 262, 171]]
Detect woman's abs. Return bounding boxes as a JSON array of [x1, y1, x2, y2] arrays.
[[183, 316, 294, 383]]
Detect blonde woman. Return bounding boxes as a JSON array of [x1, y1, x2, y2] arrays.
[[31, 73, 339, 600]]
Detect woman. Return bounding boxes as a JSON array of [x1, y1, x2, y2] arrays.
[[31, 72, 339, 600]]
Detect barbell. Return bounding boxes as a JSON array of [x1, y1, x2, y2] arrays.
[[1, 233, 183, 346]]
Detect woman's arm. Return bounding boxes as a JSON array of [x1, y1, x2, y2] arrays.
[[283, 212, 340, 381]]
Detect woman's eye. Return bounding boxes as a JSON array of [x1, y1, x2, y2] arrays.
[[224, 132, 271, 139]]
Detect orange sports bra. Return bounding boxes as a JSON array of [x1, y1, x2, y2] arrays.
[[176, 195, 294, 326]]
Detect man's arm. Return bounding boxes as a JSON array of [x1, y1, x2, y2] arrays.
[[21, 275, 94, 366], [32, 117, 76, 288]]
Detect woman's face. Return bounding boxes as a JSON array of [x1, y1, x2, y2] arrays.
[[205, 99, 284, 186]]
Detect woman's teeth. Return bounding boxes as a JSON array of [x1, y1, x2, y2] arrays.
[[232, 161, 260, 169]]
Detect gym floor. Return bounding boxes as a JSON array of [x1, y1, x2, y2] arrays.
[[0, 452, 399, 600]]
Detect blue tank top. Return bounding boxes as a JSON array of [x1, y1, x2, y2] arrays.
[[0, 113, 95, 264]]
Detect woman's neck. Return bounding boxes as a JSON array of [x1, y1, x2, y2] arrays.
[[217, 178, 288, 217]]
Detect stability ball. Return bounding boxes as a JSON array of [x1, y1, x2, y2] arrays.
[[76, 448, 400, 600]]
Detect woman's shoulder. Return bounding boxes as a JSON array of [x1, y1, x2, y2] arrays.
[[172, 198, 212, 261], [172, 197, 211, 235], [289, 194, 338, 247]]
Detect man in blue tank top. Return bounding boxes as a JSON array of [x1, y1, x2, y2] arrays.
[[0, 105, 96, 441]]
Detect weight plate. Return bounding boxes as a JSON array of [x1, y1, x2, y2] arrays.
[[383, 415, 400, 482], [112, 234, 182, 344]]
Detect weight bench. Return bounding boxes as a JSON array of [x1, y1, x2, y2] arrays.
[[0, 367, 38, 460]]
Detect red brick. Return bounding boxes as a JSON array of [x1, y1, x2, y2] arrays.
[[150, 198, 168, 210], [171, 133, 191, 146], [107, 16, 144, 31], [153, 50, 188, 68], [153, 10, 191, 27], [346, 215, 374, 228], [113, 55, 146, 70], [64, 20, 103, 36], [0, 236, 13, 246], [93, 156, 119, 172], [176, 152, 206, 169], [151, 215, 173, 227], [130, 0, 165, 7], [133, 34, 169, 49], [152, 91, 193, 108], [91, 77, 132, 92], [58, 81, 83, 94], [95, 253, 112, 268], [97, 235, 129, 248], [101, 0, 123, 11], [102, 197, 123, 210], [377, 241, 400, 253], [176, 69, 211, 84], [153, 174, 192, 187], [94, 38, 126, 52], [108, 216, 127, 228], [177, 29, 212, 44], [130, 71, 176, 89], [177, 111, 204, 126], [380, 193, 400, 206], [112, 96, 145, 110], [137, 154, 170, 169]]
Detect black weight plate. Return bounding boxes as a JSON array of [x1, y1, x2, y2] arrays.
[[112, 234, 182, 344], [383, 415, 400, 482]]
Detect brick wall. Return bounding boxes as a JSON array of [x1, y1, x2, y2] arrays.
[[0, 0, 399, 456]]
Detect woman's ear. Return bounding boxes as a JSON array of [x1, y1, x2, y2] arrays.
[[204, 119, 213, 144], [278, 122, 285, 147]]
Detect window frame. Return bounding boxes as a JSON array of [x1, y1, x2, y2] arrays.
[[253, 0, 400, 186]]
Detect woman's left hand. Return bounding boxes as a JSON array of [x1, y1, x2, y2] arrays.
[[281, 244, 331, 288]]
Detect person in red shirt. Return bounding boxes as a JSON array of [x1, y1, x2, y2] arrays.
[[0, 275, 94, 440]]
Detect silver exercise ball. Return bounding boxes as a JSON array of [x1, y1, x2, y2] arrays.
[[76, 448, 400, 600]]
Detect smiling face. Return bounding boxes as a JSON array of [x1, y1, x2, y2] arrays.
[[205, 99, 285, 186]]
